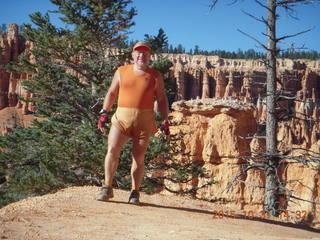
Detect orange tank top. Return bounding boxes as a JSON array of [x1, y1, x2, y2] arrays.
[[117, 64, 160, 109]]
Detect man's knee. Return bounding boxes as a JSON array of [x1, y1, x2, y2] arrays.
[[132, 147, 148, 160], [132, 150, 146, 164], [107, 145, 121, 157], [132, 158, 145, 169]]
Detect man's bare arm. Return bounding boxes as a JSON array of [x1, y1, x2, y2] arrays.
[[102, 70, 120, 112], [155, 74, 169, 122]]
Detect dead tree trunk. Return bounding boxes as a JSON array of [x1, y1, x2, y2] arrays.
[[264, 0, 279, 216], [209, 0, 320, 217]]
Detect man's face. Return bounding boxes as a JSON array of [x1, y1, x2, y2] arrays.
[[132, 48, 151, 67]]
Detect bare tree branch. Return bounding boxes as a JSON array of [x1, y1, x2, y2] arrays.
[[255, 0, 270, 10], [277, 27, 315, 42], [209, 0, 219, 10], [241, 9, 267, 24], [238, 179, 265, 188], [290, 194, 320, 205], [239, 135, 266, 140], [237, 29, 268, 50], [277, 0, 316, 6], [210, 0, 240, 10]]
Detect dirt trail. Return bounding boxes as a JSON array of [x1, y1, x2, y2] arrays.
[[0, 186, 319, 240]]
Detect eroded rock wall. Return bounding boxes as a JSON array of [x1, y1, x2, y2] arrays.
[[159, 53, 320, 147], [0, 24, 34, 115], [162, 53, 320, 102], [168, 99, 320, 228]]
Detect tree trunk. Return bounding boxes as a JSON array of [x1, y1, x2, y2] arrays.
[[264, 0, 279, 216]]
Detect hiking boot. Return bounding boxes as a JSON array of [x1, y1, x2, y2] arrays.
[[128, 190, 140, 204], [96, 185, 114, 201]]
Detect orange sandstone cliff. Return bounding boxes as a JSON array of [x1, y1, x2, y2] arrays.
[[168, 98, 320, 228]]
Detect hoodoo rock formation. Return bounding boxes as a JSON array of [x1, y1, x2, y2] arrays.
[[0, 25, 35, 109], [159, 53, 320, 148], [169, 98, 320, 228], [0, 24, 35, 134]]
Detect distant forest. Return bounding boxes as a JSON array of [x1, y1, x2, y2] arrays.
[[1, 24, 319, 60], [129, 28, 320, 60], [127, 40, 320, 60]]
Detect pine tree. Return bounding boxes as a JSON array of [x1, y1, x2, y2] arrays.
[[193, 45, 200, 55], [0, 24, 7, 35], [144, 28, 169, 54], [0, 0, 137, 206], [0, 1, 214, 207], [143, 29, 176, 105]]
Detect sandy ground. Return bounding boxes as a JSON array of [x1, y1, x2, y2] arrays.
[[0, 186, 320, 240]]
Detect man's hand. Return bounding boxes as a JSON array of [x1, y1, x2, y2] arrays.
[[160, 120, 170, 136], [98, 109, 108, 132]]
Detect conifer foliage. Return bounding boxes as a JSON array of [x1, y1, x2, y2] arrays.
[[0, 0, 212, 208], [0, 0, 137, 207]]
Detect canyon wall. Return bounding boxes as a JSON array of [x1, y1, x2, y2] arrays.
[[157, 53, 320, 148], [0, 24, 34, 112], [168, 99, 320, 228], [160, 52, 320, 227], [0, 24, 35, 134]]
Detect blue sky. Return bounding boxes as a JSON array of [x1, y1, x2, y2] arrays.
[[1, 0, 320, 52]]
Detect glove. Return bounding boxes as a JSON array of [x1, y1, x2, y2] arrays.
[[98, 109, 108, 132], [160, 121, 170, 135]]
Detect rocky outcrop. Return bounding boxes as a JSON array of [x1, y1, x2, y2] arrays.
[[0, 24, 34, 115], [161, 54, 320, 125], [166, 53, 319, 113], [0, 107, 40, 135], [0, 24, 36, 134], [159, 53, 320, 147], [168, 98, 320, 228]]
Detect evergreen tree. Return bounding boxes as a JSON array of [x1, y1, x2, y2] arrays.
[[193, 45, 200, 55], [0, 0, 137, 206], [0, 24, 7, 35], [0, 1, 213, 208], [168, 44, 174, 53], [237, 48, 244, 58], [144, 28, 168, 53], [176, 44, 185, 54]]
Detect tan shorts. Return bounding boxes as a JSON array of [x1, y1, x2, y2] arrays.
[[111, 107, 157, 139]]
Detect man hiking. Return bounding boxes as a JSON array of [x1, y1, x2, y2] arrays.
[[96, 41, 169, 204]]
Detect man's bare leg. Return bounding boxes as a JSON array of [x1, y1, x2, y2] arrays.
[[127, 136, 150, 204], [97, 125, 128, 201], [131, 136, 150, 190], [104, 125, 129, 184]]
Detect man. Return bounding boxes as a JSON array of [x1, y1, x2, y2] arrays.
[[96, 42, 169, 204]]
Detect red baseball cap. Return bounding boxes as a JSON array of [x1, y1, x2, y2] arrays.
[[132, 41, 151, 52]]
